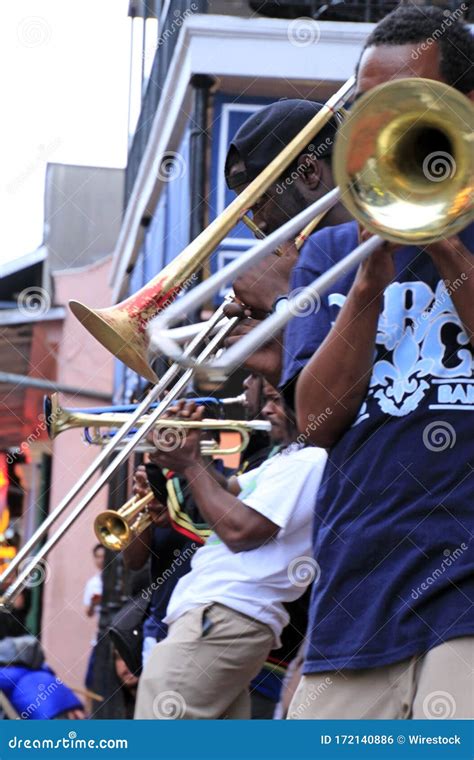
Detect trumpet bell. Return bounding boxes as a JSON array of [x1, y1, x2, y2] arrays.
[[94, 509, 132, 551], [94, 491, 155, 550], [68, 300, 159, 383], [334, 78, 474, 244]]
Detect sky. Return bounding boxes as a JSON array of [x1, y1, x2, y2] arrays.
[[0, 0, 141, 266]]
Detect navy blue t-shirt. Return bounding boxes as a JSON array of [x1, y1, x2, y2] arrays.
[[282, 220, 474, 672]]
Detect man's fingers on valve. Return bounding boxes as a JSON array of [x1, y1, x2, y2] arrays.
[[146, 402, 205, 449], [223, 301, 250, 321], [133, 467, 150, 497], [169, 400, 205, 421], [159, 399, 185, 420]]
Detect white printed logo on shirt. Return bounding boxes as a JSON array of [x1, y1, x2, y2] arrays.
[[330, 280, 473, 420]]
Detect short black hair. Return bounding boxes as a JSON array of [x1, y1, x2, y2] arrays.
[[360, 4, 474, 94]]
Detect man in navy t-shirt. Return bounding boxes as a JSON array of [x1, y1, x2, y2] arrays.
[[282, 5, 474, 719]]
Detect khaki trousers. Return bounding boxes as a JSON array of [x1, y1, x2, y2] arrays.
[[134, 603, 274, 720], [288, 636, 473, 719]]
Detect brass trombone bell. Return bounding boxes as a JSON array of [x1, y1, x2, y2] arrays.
[[68, 79, 356, 381], [148, 77, 474, 380], [333, 78, 474, 243]]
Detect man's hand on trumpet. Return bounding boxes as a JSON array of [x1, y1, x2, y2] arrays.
[[147, 401, 206, 476], [132, 465, 169, 527]]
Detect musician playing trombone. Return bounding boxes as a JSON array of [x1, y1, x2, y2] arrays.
[[133, 390, 327, 720], [275, 5, 474, 720], [223, 97, 351, 385]]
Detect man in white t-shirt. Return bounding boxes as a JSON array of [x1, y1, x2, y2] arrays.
[[134, 383, 327, 720]]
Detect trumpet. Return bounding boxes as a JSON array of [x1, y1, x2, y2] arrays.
[[2, 67, 347, 603], [6, 77, 452, 605], [0, 302, 241, 606], [85, 418, 271, 456], [93, 417, 271, 551], [94, 491, 156, 551], [45, 396, 270, 456], [149, 78, 474, 380], [43, 392, 246, 440]]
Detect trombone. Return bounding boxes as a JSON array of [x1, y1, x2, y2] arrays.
[[0, 303, 240, 606], [7, 76, 468, 604], [68, 77, 355, 383], [0, 78, 358, 606], [148, 78, 474, 380]]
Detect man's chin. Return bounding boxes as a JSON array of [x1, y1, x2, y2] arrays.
[[270, 424, 284, 442]]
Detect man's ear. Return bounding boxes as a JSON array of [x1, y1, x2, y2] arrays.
[[297, 153, 322, 190]]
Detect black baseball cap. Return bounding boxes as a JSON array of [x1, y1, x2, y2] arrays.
[[225, 99, 339, 190]]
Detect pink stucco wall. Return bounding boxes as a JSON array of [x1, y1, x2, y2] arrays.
[[41, 256, 114, 693]]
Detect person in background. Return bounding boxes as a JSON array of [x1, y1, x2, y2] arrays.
[[83, 544, 105, 695], [113, 649, 139, 720], [0, 587, 84, 719], [83, 544, 105, 619]]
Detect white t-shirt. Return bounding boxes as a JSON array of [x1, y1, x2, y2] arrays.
[[165, 445, 327, 646], [83, 573, 102, 616]]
